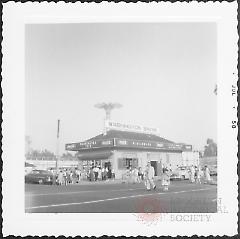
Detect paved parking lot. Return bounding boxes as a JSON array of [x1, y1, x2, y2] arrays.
[[25, 180, 217, 213]]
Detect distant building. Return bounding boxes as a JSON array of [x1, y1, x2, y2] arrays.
[[199, 156, 217, 167]]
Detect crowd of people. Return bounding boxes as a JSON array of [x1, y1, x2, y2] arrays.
[[52, 165, 116, 185], [51, 163, 213, 190], [122, 163, 214, 191], [122, 166, 144, 184], [52, 168, 81, 185], [122, 162, 170, 191], [87, 166, 115, 181], [188, 165, 212, 184]]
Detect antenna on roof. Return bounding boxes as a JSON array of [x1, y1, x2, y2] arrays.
[[94, 102, 122, 134]]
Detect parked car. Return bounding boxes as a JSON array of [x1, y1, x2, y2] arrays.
[[170, 166, 190, 180], [25, 169, 54, 184], [209, 165, 217, 176], [24, 162, 36, 175], [170, 172, 181, 181]]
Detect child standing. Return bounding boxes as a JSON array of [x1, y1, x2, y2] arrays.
[[162, 166, 170, 191]]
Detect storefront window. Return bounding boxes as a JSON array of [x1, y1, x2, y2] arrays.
[[118, 158, 138, 169]]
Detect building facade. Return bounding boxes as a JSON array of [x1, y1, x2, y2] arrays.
[[66, 129, 198, 179]]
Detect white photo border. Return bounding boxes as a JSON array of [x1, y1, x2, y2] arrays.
[[2, 2, 238, 237]]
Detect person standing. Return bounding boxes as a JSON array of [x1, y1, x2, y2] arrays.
[[70, 170, 73, 184], [105, 167, 109, 180], [145, 161, 156, 191], [112, 168, 115, 180], [98, 167, 102, 180], [194, 166, 198, 182], [72, 170, 77, 184], [57, 171, 64, 185], [108, 167, 112, 179], [66, 170, 71, 185], [204, 165, 211, 183], [189, 165, 195, 183], [101, 167, 105, 180], [128, 166, 133, 183], [93, 166, 98, 181], [138, 167, 144, 181], [162, 166, 170, 191], [76, 169, 81, 183], [63, 170, 67, 185], [90, 167, 94, 182], [196, 166, 202, 184], [133, 167, 139, 183]]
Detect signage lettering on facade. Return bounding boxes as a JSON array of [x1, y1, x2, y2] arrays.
[[101, 140, 112, 145], [105, 120, 160, 135], [65, 144, 76, 150], [66, 139, 114, 150], [66, 138, 192, 152]]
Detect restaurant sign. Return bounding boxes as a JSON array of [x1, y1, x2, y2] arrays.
[[66, 138, 192, 152], [65, 139, 114, 151], [115, 138, 192, 151], [105, 120, 160, 135]]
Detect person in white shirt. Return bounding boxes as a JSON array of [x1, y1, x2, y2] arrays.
[[133, 167, 139, 183], [112, 168, 115, 180], [196, 166, 202, 184], [98, 167, 102, 180], [101, 167, 105, 180], [204, 165, 211, 183], [162, 166, 170, 191], [93, 166, 99, 181], [189, 165, 195, 183], [105, 167, 109, 180], [144, 161, 156, 191]]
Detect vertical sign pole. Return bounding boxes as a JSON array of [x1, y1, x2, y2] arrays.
[[54, 119, 60, 185], [56, 119, 60, 171]]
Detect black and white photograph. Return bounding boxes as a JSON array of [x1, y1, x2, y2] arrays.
[[2, 2, 238, 237], [24, 22, 218, 214]]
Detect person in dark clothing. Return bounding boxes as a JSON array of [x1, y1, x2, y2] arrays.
[[108, 168, 112, 179], [89, 168, 94, 181]]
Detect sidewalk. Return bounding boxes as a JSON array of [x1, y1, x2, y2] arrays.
[[208, 180, 217, 185], [72, 179, 124, 185]]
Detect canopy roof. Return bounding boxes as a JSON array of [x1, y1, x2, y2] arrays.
[[65, 130, 192, 152], [87, 130, 173, 143]]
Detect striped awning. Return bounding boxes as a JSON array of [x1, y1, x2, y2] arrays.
[[77, 151, 112, 161]]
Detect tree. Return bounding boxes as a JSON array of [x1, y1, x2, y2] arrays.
[[61, 152, 75, 160], [26, 149, 56, 160], [204, 138, 217, 157]]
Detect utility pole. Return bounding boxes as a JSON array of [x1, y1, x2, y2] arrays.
[[56, 119, 60, 171], [54, 119, 60, 185]]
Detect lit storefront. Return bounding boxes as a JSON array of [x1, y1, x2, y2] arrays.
[[65, 121, 196, 179]]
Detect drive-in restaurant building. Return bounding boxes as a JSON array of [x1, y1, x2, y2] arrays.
[[65, 121, 199, 179]]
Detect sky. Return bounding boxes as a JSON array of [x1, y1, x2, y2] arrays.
[[25, 23, 217, 154]]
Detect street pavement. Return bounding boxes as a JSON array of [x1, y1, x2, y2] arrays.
[[25, 180, 217, 213]]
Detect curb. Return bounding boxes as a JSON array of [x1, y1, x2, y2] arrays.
[[73, 180, 123, 185]]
